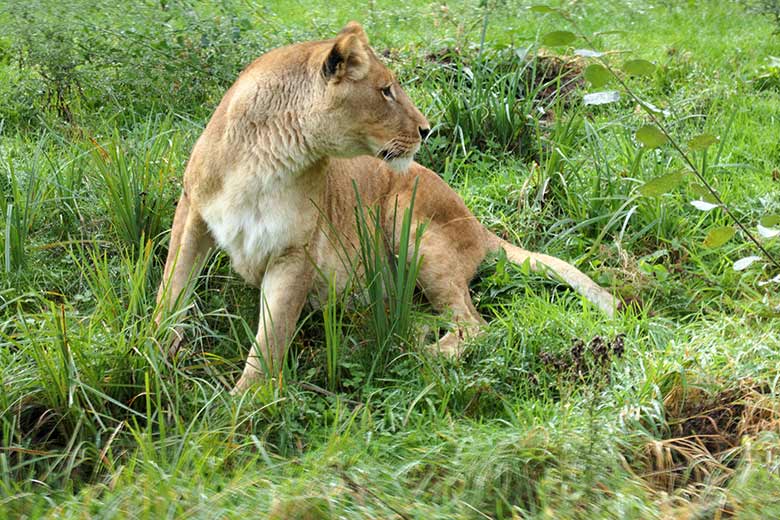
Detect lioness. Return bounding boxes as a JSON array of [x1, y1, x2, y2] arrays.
[[156, 22, 617, 393]]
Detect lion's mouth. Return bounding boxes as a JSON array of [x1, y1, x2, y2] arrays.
[[379, 148, 404, 161], [377, 148, 414, 173], [375, 140, 419, 173]]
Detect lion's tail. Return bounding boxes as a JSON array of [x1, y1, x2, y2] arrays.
[[486, 234, 617, 318]]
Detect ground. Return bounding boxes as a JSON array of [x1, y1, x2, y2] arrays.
[[1, 1, 780, 518]]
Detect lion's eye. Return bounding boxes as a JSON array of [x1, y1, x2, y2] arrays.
[[381, 85, 394, 100]]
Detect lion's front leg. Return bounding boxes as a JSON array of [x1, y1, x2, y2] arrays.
[[231, 248, 312, 394], [155, 191, 214, 355]]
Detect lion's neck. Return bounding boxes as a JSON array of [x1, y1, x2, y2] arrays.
[[226, 77, 326, 180], [247, 111, 322, 178]]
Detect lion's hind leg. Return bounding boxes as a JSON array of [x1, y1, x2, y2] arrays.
[[426, 287, 485, 357], [412, 226, 487, 358]]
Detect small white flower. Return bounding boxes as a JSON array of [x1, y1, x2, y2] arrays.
[[757, 224, 780, 239], [733, 256, 762, 271], [690, 200, 719, 211]]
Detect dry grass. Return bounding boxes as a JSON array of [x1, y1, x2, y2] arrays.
[[633, 380, 780, 515]]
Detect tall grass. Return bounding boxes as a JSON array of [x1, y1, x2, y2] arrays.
[[323, 274, 346, 392], [1, 136, 54, 272], [91, 119, 179, 252], [353, 180, 425, 386], [424, 47, 580, 172]]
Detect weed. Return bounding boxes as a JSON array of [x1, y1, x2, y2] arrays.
[[90, 121, 178, 252], [1, 136, 54, 272], [353, 180, 424, 387]]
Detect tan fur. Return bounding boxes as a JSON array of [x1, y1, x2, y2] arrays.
[[155, 23, 618, 393]]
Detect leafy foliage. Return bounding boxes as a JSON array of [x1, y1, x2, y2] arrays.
[[1, 0, 267, 127], [353, 180, 425, 386]]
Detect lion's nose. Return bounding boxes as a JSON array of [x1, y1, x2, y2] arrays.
[[418, 126, 430, 140]]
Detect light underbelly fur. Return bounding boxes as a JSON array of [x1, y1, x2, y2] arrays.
[[200, 169, 319, 287]]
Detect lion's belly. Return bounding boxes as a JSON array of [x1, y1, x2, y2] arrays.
[[200, 171, 320, 287], [306, 235, 363, 307]]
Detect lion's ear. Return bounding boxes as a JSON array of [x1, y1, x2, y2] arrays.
[[337, 21, 369, 45], [323, 25, 369, 81]]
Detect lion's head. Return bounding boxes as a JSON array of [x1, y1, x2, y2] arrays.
[[317, 22, 430, 172]]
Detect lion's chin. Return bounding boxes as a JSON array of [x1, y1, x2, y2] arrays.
[[387, 155, 413, 173]]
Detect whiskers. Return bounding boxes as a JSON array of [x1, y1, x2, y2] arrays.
[[375, 136, 416, 162]]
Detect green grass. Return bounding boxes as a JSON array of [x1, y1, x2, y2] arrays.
[[2, 1, 780, 518]]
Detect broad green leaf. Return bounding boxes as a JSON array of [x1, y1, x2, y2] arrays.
[[733, 256, 762, 271], [584, 63, 610, 88], [583, 90, 620, 105], [636, 125, 667, 148], [542, 31, 576, 46], [688, 133, 718, 151], [690, 183, 718, 204], [760, 214, 780, 227], [623, 59, 656, 76], [530, 5, 557, 13], [703, 226, 735, 248], [638, 171, 685, 197]]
